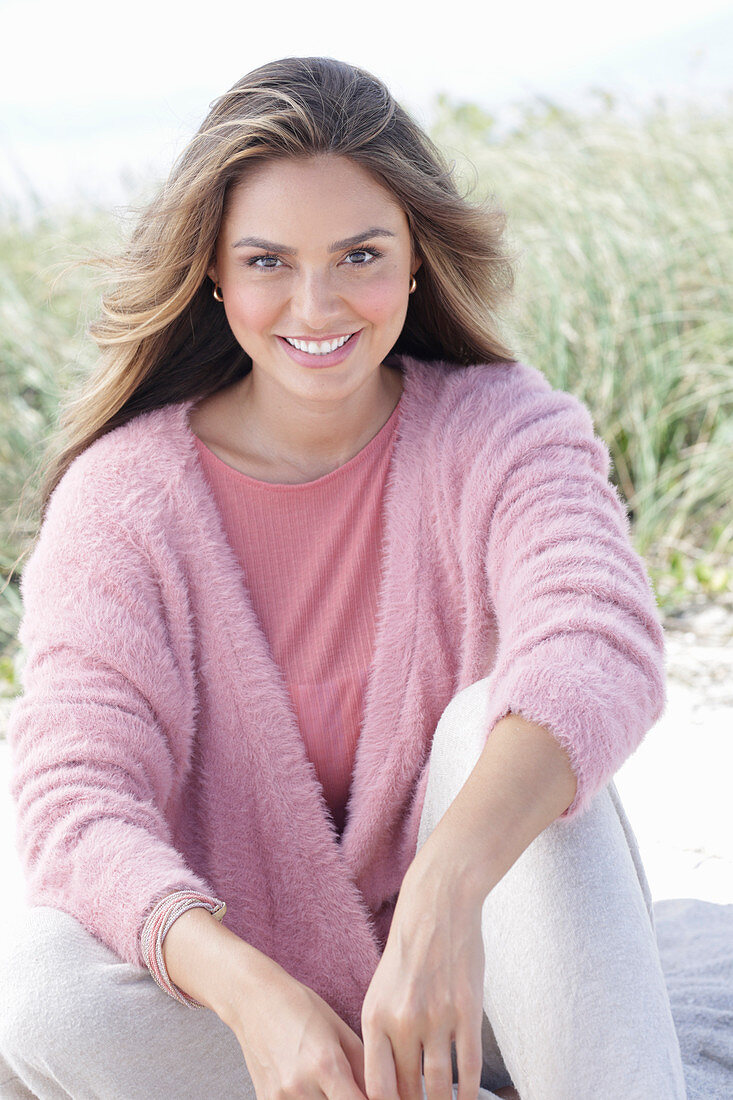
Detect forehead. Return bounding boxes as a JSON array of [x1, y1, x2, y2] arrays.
[[223, 155, 407, 231]]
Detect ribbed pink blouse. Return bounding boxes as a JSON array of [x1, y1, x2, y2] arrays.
[[192, 397, 403, 837]]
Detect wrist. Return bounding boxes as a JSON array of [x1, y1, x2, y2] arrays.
[[157, 904, 281, 1027], [401, 842, 490, 920], [144, 891, 227, 1008], [214, 936, 286, 1031]]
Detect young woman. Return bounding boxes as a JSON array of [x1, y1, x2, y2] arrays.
[[0, 57, 686, 1100]]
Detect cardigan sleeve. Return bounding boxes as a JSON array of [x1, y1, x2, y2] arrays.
[[6, 457, 217, 968], [469, 365, 666, 820]]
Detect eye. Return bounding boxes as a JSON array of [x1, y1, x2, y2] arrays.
[[247, 253, 282, 270], [344, 247, 382, 265]]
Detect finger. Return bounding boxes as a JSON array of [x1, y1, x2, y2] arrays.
[[337, 1024, 368, 1097], [321, 1043, 371, 1100], [363, 1026, 400, 1100], [454, 1023, 483, 1100], [392, 1035, 424, 1100], [421, 1032, 455, 1100]]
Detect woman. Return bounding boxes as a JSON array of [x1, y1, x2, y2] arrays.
[[0, 57, 686, 1099]]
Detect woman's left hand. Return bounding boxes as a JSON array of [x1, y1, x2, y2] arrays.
[[360, 853, 486, 1100]]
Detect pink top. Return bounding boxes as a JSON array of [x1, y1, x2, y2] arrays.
[[192, 398, 403, 836]]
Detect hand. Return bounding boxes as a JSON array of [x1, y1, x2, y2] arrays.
[[230, 957, 369, 1100], [360, 862, 486, 1100]]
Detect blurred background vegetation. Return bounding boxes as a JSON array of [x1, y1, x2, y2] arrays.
[[1, 91, 731, 706]]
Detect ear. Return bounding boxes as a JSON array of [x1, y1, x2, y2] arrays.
[[207, 264, 218, 284], [412, 257, 423, 276]]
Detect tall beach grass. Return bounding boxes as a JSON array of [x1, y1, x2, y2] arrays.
[[432, 90, 731, 602]]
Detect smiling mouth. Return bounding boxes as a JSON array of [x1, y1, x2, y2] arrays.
[[281, 332, 358, 355]]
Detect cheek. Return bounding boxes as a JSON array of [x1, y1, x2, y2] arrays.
[[354, 271, 407, 322], [224, 287, 280, 334]]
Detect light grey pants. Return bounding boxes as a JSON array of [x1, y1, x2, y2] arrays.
[[0, 679, 687, 1099]]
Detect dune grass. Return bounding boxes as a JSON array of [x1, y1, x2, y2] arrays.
[[432, 91, 731, 602], [1, 92, 731, 697]]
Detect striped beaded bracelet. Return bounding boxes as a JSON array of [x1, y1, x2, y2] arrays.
[[140, 889, 227, 1008]]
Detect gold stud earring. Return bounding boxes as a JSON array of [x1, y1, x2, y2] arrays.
[[409, 274, 417, 294], [213, 284, 224, 302]]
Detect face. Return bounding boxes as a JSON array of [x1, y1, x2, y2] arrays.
[[208, 154, 421, 402]]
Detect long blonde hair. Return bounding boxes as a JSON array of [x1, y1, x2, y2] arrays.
[[36, 55, 518, 525]]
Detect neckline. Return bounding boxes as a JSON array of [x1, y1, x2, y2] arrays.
[[190, 376, 404, 492]]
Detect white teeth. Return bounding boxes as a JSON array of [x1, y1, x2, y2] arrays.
[[284, 333, 353, 355]]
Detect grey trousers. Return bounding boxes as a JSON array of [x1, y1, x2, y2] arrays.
[[0, 679, 687, 1099]]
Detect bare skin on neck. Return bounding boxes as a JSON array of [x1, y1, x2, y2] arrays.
[[189, 361, 404, 484]]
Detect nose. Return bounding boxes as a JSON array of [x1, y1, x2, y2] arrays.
[[287, 269, 346, 333]]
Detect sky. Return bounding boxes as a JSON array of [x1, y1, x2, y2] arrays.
[[1, 0, 731, 210]]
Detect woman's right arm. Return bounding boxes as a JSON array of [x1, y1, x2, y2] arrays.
[[8, 463, 217, 971]]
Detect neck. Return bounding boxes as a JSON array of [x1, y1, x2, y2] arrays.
[[233, 363, 404, 480]]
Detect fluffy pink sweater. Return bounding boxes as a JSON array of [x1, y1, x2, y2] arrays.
[[7, 354, 666, 1036], [192, 399, 401, 836]]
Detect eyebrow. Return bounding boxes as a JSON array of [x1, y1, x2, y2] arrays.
[[231, 226, 398, 253]]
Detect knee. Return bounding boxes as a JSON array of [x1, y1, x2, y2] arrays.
[[0, 906, 119, 1076], [418, 681, 492, 849], [431, 679, 490, 772]]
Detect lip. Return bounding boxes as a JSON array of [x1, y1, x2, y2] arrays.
[[281, 332, 357, 341], [277, 329, 362, 368]]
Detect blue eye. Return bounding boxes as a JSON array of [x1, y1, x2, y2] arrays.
[[248, 254, 281, 269], [344, 248, 383, 264]]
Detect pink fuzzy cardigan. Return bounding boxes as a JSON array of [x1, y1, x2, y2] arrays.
[[7, 354, 666, 1036]]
